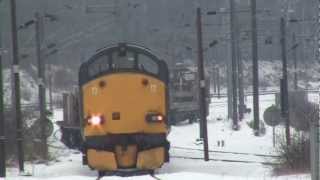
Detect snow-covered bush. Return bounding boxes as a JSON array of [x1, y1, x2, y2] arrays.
[[274, 133, 310, 174], [290, 101, 318, 132], [5, 108, 47, 164], [246, 120, 266, 135]]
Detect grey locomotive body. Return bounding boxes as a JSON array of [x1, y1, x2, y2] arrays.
[[169, 65, 210, 125]]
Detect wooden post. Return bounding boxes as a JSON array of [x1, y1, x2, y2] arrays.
[[230, 0, 239, 130], [196, 7, 209, 161], [251, 0, 260, 135], [280, 18, 290, 146], [10, 0, 24, 172], [35, 12, 48, 161]]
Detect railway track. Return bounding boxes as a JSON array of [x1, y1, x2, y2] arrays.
[[172, 146, 280, 158], [210, 89, 320, 98], [170, 155, 280, 166], [171, 146, 280, 166]]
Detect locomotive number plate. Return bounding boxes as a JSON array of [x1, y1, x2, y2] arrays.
[[91, 87, 98, 96]]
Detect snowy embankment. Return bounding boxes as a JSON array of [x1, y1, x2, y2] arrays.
[[215, 60, 320, 93], [3, 69, 38, 105], [3, 68, 62, 107], [6, 94, 312, 180]]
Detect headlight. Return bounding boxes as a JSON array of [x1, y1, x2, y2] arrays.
[[87, 115, 105, 126], [146, 113, 165, 123]]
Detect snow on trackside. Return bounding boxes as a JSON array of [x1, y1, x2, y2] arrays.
[[5, 95, 311, 180], [169, 94, 277, 155]]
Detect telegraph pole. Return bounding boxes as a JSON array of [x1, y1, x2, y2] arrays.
[[197, 9, 203, 140], [230, 0, 239, 130], [35, 12, 48, 161], [0, 50, 5, 178], [250, 0, 260, 135], [217, 68, 220, 98], [310, 2, 320, 180], [311, 97, 320, 180], [280, 18, 290, 146], [196, 7, 209, 161], [0, 0, 5, 175], [48, 67, 53, 111], [10, 0, 24, 172], [235, 6, 245, 121], [222, 13, 232, 120], [212, 67, 217, 94], [292, 33, 298, 90], [237, 49, 245, 120]]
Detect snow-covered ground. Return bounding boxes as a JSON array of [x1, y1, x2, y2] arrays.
[[5, 94, 312, 180]]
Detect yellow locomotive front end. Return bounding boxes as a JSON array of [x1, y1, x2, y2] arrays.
[[79, 43, 170, 174]]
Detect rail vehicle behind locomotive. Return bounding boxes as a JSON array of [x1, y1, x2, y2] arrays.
[[169, 64, 210, 124], [60, 43, 170, 175]]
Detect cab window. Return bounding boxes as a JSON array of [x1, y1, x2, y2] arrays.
[[112, 51, 136, 69], [88, 55, 110, 77], [138, 53, 159, 74]]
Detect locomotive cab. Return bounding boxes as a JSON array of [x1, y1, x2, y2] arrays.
[[79, 43, 170, 174]]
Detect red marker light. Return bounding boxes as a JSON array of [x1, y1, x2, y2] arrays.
[[146, 114, 165, 123], [142, 79, 149, 86]]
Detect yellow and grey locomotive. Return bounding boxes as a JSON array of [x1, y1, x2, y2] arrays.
[[77, 43, 170, 174]]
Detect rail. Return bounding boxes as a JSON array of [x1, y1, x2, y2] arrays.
[[210, 89, 320, 98]]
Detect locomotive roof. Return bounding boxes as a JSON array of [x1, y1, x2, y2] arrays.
[[95, 43, 163, 61], [79, 43, 169, 86]]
